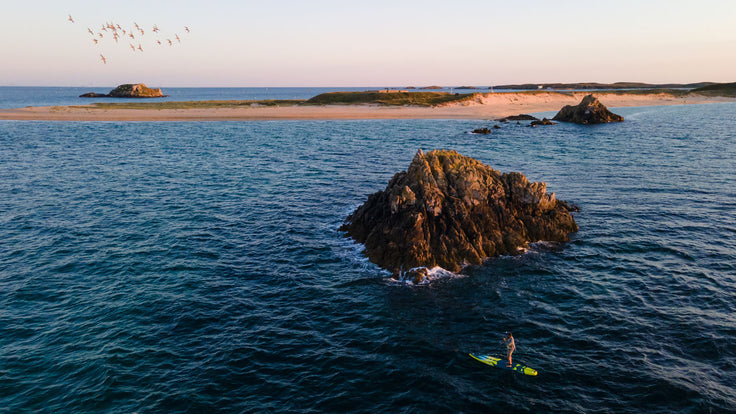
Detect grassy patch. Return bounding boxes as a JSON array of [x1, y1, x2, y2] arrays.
[[689, 82, 736, 97], [86, 99, 306, 110], [305, 91, 475, 106]]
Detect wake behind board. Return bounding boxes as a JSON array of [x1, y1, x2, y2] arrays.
[[469, 353, 538, 376]]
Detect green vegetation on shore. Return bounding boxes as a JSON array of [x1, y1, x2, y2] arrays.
[[304, 91, 475, 106], [82, 99, 305, 110], [690, 82, 736, 97]]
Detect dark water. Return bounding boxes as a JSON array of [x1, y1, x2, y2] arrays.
[[1, 103, 735, 413]]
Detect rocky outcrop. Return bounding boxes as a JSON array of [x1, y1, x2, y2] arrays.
[[552, 94, 623, 124], [472, 128, 492, 134], [79, 83, 166, 98], [79, 92, 109, 98], [497, 114, 540, 122], [340, 150, 578, 281], [530, 118, 556, 126], [108, 83, 165, 97]]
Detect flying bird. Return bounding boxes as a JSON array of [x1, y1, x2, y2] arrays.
[[92, 38, 98, 44], [184, 26, 190, 33], [175, 34, 180, 43], [153, 25, 159, 33], [68, 14, 74, 23], [87, 28, 94, 35], [137, 43, 143, 51], [130, 43, 136, 51], [167, 39, 172, 46], [100, 54, 107, 64]]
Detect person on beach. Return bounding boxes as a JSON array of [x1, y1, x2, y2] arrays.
[[502, 332, 515, 367]]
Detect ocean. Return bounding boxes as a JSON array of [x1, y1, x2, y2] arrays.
[[1, 87, 735, 413]]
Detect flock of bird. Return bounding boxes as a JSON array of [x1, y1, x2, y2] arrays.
[[67, 14, 190, 64]]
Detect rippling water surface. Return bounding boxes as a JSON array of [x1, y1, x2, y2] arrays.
[[1, 103, 735, 413]]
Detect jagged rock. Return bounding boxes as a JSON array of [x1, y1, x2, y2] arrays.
[[340, 149, 578, 277], [108, 83, 166, 98], [472, 128, 492, 134], [552, 94, 623, 124]]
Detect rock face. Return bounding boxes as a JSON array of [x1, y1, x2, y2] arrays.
[[552, 94, 623, 124], [108, 83, 165, 98], [80, 83, 166, 98], [340, 150, 578, 278]]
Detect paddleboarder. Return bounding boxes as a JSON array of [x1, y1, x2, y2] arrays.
[[502, 332, 515, 367]]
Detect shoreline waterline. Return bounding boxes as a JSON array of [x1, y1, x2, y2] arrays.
[[1, 92, 733, 121]]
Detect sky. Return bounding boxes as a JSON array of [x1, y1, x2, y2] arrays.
[[1, 0, 735, 87]]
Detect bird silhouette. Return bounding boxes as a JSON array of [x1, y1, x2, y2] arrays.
[[167, 39, 172, 46], [68, 14, 74, 23], [175, 34, 181, 43], [87, 28, 94, 35], [137, 43, 143, 52], [130, 43, 136, 51], [100, 54, 107, 64], [184, 26, 190, 33]]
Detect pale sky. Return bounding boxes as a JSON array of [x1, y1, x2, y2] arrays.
[[1, 0, 735, 87]]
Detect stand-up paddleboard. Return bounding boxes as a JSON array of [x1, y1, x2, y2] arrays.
[[469, 353, 538, 376]]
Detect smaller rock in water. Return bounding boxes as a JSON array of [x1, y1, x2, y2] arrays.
[[497, 114, 540, 122], [530, 118, 556, 127], [472, 128, 492, 134], [552, 94, 623, 124]]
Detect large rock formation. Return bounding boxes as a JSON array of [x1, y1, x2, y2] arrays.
[[340, 150, 578, 280], [79, 83, 166, 98], [552, 94, 623, 124]]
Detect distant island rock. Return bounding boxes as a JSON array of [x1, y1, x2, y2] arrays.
[[552, 94, 623, 124], [419, 85, 444, 90], [79, 83, 167, 98], [340, 149, 578, 282]]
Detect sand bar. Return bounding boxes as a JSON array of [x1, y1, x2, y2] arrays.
[[1, 92, 733, 122]]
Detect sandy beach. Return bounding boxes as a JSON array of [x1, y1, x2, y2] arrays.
[[0, 92, 733, 121]]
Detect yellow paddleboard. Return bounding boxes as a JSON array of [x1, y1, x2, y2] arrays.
[[469, 353, 538, 376]]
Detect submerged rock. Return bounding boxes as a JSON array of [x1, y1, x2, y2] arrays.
[[472, 128, 492, 134], [552, 94, 623, 124], [340, 149, 578, 277]]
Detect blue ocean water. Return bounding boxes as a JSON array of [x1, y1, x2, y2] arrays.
[[1, 94, 735, 412]]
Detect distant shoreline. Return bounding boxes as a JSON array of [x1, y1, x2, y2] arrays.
[[1, 91, 734, 122]]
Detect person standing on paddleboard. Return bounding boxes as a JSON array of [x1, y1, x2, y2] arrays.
[[502, 332, 515, 367]]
